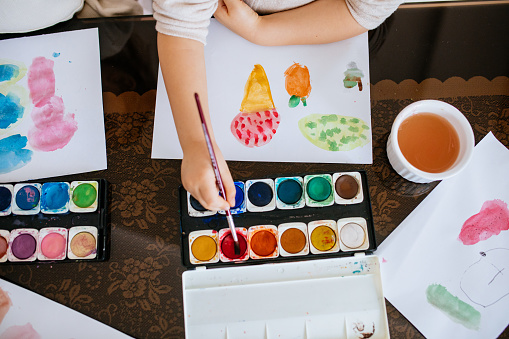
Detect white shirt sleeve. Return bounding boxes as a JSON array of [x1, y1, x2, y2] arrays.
[[152, 0, 218, 44], [346, 0, 403, 30]]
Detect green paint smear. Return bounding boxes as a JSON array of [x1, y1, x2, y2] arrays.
[[289, 95, 300, 108], [72, 183, 97, 208], [426, 284, 481, 330], [298, 114, 370, 152]]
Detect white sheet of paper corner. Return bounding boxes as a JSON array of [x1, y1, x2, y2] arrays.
[[0, 28, 107, 183], [0, 278, 133, 338], [152, 19, 372, 164], [376, 132, 509, 339]]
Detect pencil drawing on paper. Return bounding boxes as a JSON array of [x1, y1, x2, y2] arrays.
[[230, 64, 280, 148], [458, 199, 509, 245], [460, 248, 509, 308], [298, 114, 370, 151], [284, 62, 311, 108], [343, 62, 364, 91]]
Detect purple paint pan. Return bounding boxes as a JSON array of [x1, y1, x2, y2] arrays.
[[7, 229, 39, 262]]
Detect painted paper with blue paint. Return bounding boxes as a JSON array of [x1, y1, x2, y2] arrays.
[[0, 92, 25, 129], [0, 64, 20, 82], [0, 134, 33, 174]]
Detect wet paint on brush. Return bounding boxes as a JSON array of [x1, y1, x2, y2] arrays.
[[308, 220, 339, 254], [248, 225, 279, 259], [219, 228, 248, 262], [40, 182, 70, 214], [69, 181, 98, 213], [7, 229, 39, 262], [67, 226, 97, 260], [0, 184, 13, 216], [188, 230, 219, 264], [304, 174, 334, 207], [275, 177, 305, 209], [333, 172, 364, 205], [245, 179, 276, 212], [37, 228, 67, 260], [187, 192, 216, 217], [219, 181, 246, 215], [0, 230, 10, 262], [12, 183, 41, 215], [278, 222, 309, 257]]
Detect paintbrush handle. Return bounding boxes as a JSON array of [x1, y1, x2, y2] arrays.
[[194, 93, 238, 242]]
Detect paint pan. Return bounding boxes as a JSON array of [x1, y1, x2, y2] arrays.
[[0, 230, 10, 262], [278, 222, 309, 257], [187, 192, 216, 217], [12, 183, 42, 215], [38, 228, 68, 261], [333, 172, 364, 204], [188, 230, 219, 265], [69, 181, 98, 213], [219, 228, 248, 262], [41, 182, 70, 214], [219, 181, 246, 215], [7, 229, 39, 262], [338, 217, 369, 251], [308, 220, 339, 254], [67, 226, 98, 260], [304, 174, 334, 207], [0, 184, 13, 216], [248, 225, 279, 259], [245, 179, 276, 212], [275, 177, 305, 209]]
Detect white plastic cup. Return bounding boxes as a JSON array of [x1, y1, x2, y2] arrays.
[[386, 100, 475, 183]]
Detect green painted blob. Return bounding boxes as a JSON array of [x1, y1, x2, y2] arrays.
[[289, 95, 300, 108], [426, 284, 481, 330], [306, 177, 331, 202], [72, 183, 97, 208]]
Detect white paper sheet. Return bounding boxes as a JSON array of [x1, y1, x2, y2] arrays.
[[0, 278, 132, 338], [152, 19, 372, 164], [0, 28, 107, 182], [376, 132, 509, 339]]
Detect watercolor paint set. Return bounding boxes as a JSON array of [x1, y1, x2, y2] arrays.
[[0, 179, 109, 263], [180, 171, 389, 338], [180, 171, 376, 268]]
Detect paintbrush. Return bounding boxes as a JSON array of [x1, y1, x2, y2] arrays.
[[194, 93, 240, 255]]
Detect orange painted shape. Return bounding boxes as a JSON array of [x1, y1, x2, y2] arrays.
[[284, 63, 311, 98]]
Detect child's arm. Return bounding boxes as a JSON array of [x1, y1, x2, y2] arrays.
[[214, 0, 367, 46], [157, 33, 236, 211]]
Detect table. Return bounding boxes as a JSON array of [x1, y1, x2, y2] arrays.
[[0, 1, 508, 338]]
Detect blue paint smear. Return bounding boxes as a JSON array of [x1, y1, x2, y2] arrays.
[[53, 52, 61, 58], [0, 134, 33, 174], [41, 182, 69, 212], [16, 185, 40, 210], [0, 64, 19, 82], [352, 270, 361, 274], [0, 92, 25, 129], [0, 186, 12, 211]]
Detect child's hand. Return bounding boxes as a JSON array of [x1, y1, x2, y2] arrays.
[[181, 141, 236, 212], [214, 0, 261, 43]]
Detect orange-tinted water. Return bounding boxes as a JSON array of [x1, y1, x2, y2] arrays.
[[398, 113, 460, 173]]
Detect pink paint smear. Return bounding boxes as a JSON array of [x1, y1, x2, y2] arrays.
[[458, 199, 509, 245], [0, 323, 41, 339], [0, 287, 12, 324], [27, 56, 77, 152]]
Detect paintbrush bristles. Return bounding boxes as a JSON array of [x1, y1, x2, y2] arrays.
[[194, 93, 240, 255]]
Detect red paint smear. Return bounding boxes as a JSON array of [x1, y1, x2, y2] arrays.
[[458, 199, 509, 245], [27, 57, 78, 152], [220, 232, 247, 259], [28, 57, 55, 107]]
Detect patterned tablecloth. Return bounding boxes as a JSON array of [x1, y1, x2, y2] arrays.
[[0, 69, 507, 339]]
